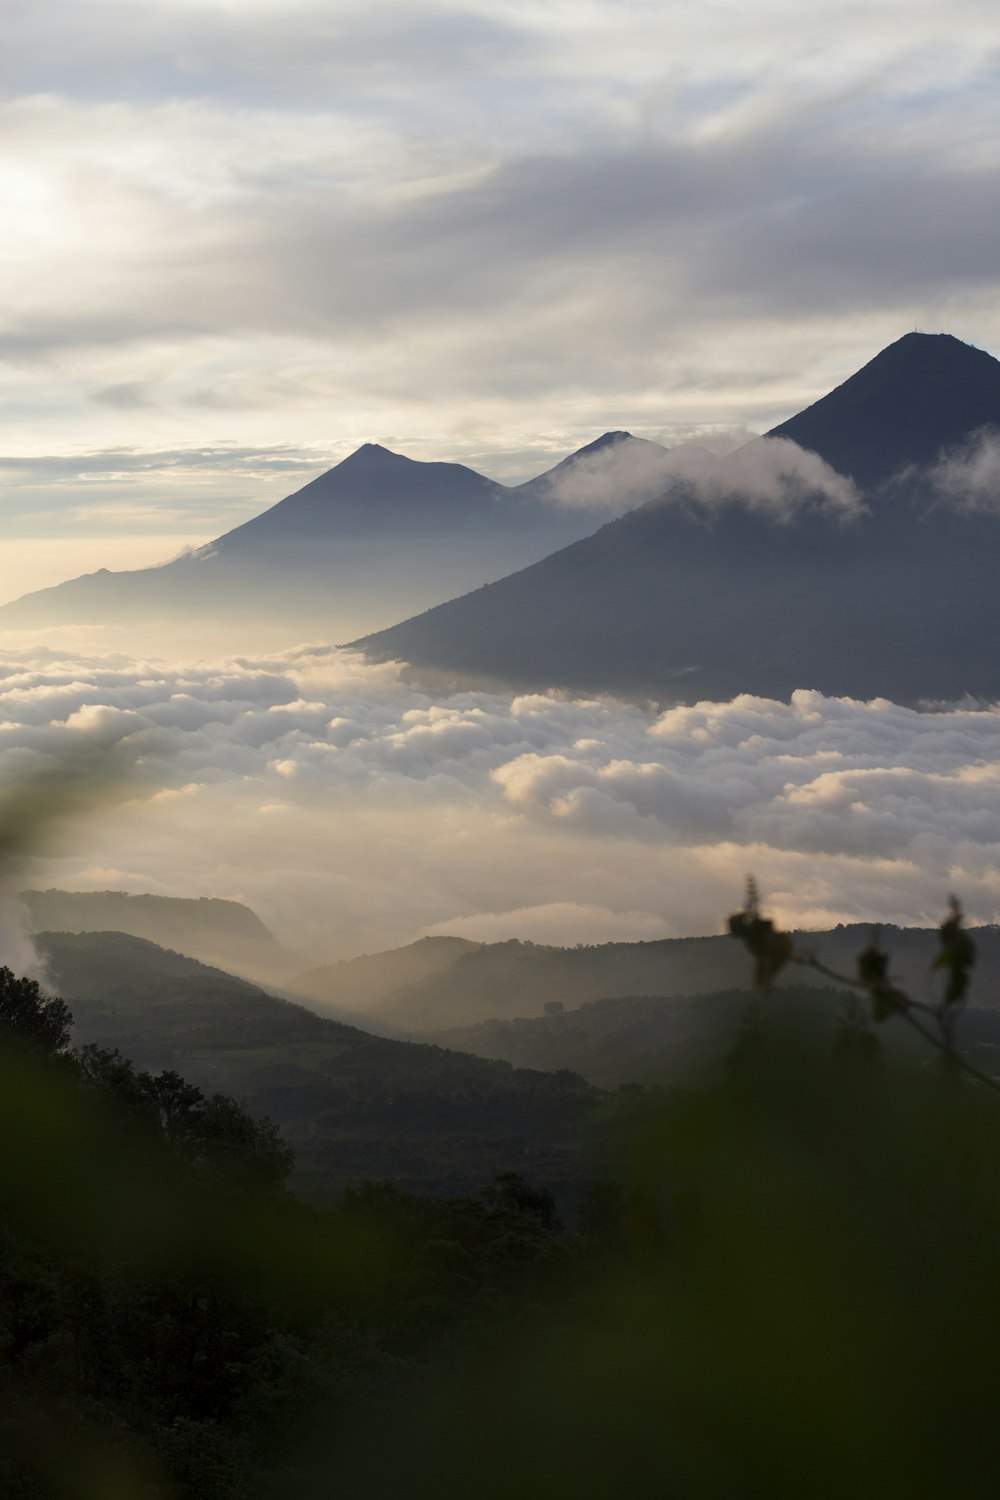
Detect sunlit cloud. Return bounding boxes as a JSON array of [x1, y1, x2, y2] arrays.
[[0, 644, 995, 970]]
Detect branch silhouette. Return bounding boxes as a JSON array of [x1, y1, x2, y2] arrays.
[[729, 882, 1000, 1094]]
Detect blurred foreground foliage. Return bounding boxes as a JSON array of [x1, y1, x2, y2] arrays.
[[5, 918, 1000, 1496]]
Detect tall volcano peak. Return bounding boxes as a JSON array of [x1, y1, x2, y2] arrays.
[[767, 331, 1000, 487]]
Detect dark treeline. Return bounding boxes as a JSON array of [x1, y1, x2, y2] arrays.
[[6, 955, 1000, 1498], [0, 966, 627, 1498]]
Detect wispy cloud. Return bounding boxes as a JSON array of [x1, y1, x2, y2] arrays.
[[919, 427, 1000, 512]]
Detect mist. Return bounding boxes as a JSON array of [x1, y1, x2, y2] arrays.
[[0, 642, 995, 983]]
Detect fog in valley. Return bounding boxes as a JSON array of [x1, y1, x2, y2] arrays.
[[1, 634, 997, 988]]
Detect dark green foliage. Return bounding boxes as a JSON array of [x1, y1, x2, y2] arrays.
[[934, 896, 976, 1008], [856, 933, 909, 1020], [9, 892, 1000, 1498], [0, 966, 72, 1056], [728, 878, 794, 990], [326, 1045, 1000, 1499]]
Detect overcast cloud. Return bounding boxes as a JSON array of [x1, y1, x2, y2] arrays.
[[0, 643, 997, 967], [3, 0, 1000, 574]]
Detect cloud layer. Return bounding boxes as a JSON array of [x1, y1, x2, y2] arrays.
[[1, 643, 997, 967]]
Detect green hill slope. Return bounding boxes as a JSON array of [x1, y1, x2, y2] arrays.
[[39, 930, 599, 1202]]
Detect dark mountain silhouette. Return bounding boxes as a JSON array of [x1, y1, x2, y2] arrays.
[[767, 331, 1000, 486], [0, 436, 668, 649], [356, 333, 1000, 702]]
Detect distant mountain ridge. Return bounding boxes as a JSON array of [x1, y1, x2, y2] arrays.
[[23, 888, 295, 984], [0, 433, 675, 650], [356, 333, 1000, 703], [289, 921, 1000, 1034]]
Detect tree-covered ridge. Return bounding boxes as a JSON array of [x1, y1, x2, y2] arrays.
[[295, 924, 1000, 1033], [39, 930, 602, 1200], [0, 963, 611, 1498]]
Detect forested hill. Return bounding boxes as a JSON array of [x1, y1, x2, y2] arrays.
[[431, 984, 1000, 1088], [40, 930, 600, 1201], [24, 888, 294, 984], [293, 923, 1000, 1034]]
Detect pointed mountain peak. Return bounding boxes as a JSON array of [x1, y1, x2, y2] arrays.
[[337, 441, 411, 469], [768, 331, 1000, 488], [574, 430, 635, 456], [515, 431, 675, 511]]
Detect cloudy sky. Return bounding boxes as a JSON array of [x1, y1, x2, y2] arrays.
[[4, 0, 1000, 598]]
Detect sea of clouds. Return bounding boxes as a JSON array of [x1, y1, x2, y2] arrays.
[[0, 642, 997, 968]]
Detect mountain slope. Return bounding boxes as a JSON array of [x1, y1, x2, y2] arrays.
[[292, 935, 482, 1019], [23, 888, 295, 984], [293, 924, 1000, 1034], [768, 331, 1000, 486], [42, 930, 600, 1200], [432, 984, 1000, 1087], [356, 334, 1000, 702]]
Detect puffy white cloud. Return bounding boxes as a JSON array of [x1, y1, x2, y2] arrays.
[[0, 646, 994, 971]]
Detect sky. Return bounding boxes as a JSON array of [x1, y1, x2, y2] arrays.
[[5, 0, 1000, 599]]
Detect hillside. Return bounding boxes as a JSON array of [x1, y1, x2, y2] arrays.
[[432, 985, 850, 1086], [40, 930, 601, 1201], [432, 983, 1000, 1088], [292, 935, 482, 1022], [293, 923, 1000, 1033], [24, 888, 295, 984]]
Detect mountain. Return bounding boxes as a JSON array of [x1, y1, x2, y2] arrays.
[[0, 436, 670, 651], [433, 984, 1000, 1087], [431, 985, 845, 1086], [768, 331, 1000, 486], [356, 334, 1000, 702], [292, 923, 1000, 1034], [292, 935, 482, 1021], [22, 888, 296, 985], [514, 429, 699, 507], [42, 930, 601, 1201]]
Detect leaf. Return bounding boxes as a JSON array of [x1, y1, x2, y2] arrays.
[[857, 935, 908, 1023], [728, 882, 793, 992], [932, 897, 976, 1008]]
